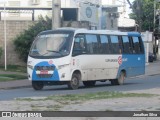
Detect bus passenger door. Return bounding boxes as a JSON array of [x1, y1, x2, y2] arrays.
[[72, 34, 88, 80]]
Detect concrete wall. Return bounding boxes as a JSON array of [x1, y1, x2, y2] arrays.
[[0, 21, 34, 66], [62, 21, 90, 29]]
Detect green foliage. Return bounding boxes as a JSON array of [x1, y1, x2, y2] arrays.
[[129, 0, 154, 31], [18, 91, 155, 102], [0, 74, 27, 82], [0, 47, 2, 59], [14, 16, 52, 62], [0, 65, 27, 73]]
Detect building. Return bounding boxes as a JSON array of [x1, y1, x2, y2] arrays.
[[0, 0, 102, 29], [0, 0, 138, 66], [0, 0, 123, 30]]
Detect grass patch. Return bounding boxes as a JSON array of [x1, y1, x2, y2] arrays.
[[18, 91, 156, 102], [0, 65, 27, 73], [0, 74, 27, 82], [45, 92, 155, 101]]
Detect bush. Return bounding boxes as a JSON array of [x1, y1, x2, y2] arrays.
[[14, 16, 52, 62]]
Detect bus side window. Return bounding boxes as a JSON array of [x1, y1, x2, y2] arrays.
[[73, 35, 86, 56], [138, 37, 144, 53], [122, 36, 132, 54], [110, 35, 121, 54], [132, 36, 141, 54], [86, 34, 99, 54], [118, 36, 123, 54], [99, 35, 110, 54]]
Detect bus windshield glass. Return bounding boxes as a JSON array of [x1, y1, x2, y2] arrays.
[[29, 31, 73, 58]]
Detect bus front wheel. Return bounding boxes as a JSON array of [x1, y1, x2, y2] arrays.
[[68, 74, 79, 90], [32, 81, 44, 90]]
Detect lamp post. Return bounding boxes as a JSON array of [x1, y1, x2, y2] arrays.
[[0, 0, 7, 70]]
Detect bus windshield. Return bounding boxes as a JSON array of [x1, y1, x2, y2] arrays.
[[29, 31, 73, 58]]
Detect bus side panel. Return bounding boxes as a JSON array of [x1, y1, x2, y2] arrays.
[[72, 55, 120, 81], [118, 54, 145, 78]]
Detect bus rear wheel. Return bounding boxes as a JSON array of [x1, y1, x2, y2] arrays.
[[83, 81, 96, 87], [32, 81, 44, 90], [117, 71, 125, 85], [111, 71, 125, 85], [68, 74, 79, 90]]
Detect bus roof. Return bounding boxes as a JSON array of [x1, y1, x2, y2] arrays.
[[74, 29, 141, 37], [39, 28, 141, 37]]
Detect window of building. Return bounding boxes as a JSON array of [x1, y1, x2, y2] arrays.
[[86, 34, 99, 54], [99, 35, 110, 54]]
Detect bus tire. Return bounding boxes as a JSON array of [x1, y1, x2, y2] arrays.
[[32, 81, 44, 90], [68, 74, 79, 90], [117, 71, 125, 85], [110, 71, 125, 85], [83, 81, 96, 87]]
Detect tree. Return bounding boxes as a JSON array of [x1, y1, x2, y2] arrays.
[[128, 0, 154, 32], [14, 16, 52, 62]]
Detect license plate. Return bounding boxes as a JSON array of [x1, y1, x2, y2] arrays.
[[40, 70, 48, 74]]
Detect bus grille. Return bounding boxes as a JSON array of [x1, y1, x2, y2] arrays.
[[35, 66, 54, 78], [37, 74, 53, 78], [35, 66, 55, 71]]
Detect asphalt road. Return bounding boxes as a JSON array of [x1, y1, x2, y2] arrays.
[[0, 74, 160, 101]]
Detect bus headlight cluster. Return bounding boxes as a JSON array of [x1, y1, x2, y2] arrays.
[[35, 66, 55, 71]]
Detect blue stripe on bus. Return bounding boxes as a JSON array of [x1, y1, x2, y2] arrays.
[[32, 61, 60, 81]]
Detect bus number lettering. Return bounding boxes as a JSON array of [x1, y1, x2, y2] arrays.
[[105, 59, 118, 62]]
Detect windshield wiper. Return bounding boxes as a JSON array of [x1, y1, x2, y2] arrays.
[[47, 50, 63, 56]]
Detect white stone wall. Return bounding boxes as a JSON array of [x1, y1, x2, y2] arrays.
[[0, 21, 34, 65]]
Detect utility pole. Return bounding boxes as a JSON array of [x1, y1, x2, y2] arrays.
[[52, 0, 61, 30], [154, 0, 156, 31], [136, 0, 142, 32]]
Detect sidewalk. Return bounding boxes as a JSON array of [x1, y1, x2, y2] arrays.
[[145, 61, 160, 76], [0, 61, 160, 89], [0, 71, 31, 89]]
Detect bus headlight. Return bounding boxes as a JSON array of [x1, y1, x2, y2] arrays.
[[58, 64, 70, 70]]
